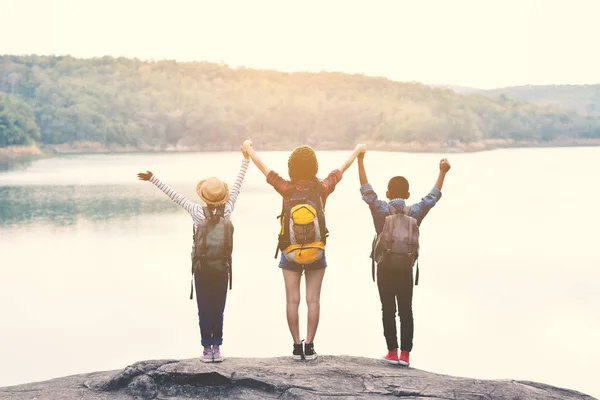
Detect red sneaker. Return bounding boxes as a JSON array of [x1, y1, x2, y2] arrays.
[[382, 349, 399, 364], [398, 350, 410, 366]]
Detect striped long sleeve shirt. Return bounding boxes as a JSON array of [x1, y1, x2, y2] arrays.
[[149, 159, 250, 230]]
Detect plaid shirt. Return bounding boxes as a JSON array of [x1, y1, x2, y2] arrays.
[[266, 169, 343, 207]]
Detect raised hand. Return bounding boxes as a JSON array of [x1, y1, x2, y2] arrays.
[[241, 139, 271, 176], [439, 158, 451, 173], [240, 145, 249, 159], [137, 171, 153, 181], [355, 143, 367, 154], [340, 144, 367, 173]]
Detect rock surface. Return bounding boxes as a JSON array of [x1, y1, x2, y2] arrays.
[[0, 356, 596, 400]]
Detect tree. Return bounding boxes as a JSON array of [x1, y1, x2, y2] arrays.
[[0, 95, 40, 146], [1, 55, 600, 149]]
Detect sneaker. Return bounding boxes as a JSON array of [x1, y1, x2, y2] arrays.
[[398, 350, 410, 366], [292, 342, 304, 360], [382, 349, 399, 364], [212, 346, 225, 362], [200, 347, 213, 363], [304, 342, 318, 360]]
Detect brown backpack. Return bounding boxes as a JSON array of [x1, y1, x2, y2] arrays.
[[372, 205, 420, 284], [189, 206, 234, 299]]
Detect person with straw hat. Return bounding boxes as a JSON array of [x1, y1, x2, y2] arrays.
[[137, 145, 250, 363], [242, 139, 366, 360]]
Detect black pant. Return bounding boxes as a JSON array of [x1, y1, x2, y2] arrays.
[[194, 271, 229, 346], [377, 263, 414, 352]]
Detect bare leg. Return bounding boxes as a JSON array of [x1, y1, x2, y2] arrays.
[[305, 267, 326, 344], [282, 269, 302, 344]]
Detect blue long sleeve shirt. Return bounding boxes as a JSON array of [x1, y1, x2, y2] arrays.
[[360, 183, 442, 235]]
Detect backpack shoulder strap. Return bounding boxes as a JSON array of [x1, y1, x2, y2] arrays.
[[201, 218, 208, 257], [224, 219, 233, 290], [315, 180, 323, 208], [415, 260, 419, 286], [314, 181, 328, 240], [274, 199, 285, 259], [407, 218, 413, 257], [386, 214, 394, 252], [190, 224, 201, 300], [372, 235, 377, 282], [404, 204, 411, 215]]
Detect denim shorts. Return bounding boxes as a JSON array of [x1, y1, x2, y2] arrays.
[[278, 253, 327, 272]]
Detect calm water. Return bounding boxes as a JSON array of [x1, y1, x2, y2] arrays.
[[0, 149, 599, 397]]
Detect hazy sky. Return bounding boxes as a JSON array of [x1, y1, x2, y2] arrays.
[[1, 0, 599, 89]]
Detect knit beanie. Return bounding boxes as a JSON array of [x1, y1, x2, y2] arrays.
[[288, 145, 319, 182]]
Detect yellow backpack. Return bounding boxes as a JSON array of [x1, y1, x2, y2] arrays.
[[275, 183, 327, 265]]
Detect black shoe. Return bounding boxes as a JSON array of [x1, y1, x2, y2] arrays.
[[293, 341, 304, 360], [304, 342, 317, 360]]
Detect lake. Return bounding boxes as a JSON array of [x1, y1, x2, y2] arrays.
[[0, 148, 599, 398]]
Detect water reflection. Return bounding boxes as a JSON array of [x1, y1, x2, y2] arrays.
[[0, 159, 34, 172], [0, 185, 178, 227]]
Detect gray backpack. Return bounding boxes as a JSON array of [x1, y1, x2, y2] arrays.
[[190, 206, 233, 299], [372, 205, 420, 285]]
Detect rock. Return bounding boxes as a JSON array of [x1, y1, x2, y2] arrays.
[[0, 356, 596, 400], [127, 374, 157, 399], [85, 359, 178, 391]]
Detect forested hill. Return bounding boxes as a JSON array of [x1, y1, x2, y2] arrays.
[[1, 55, 600, 150], [435, 84, 600, 117], [482, 84, 600, 117]]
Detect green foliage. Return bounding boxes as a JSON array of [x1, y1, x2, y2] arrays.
[[1, 55, 599, 149], [0, 95, 40, 147]]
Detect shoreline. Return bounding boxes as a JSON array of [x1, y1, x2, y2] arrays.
[[0, 145, 46, 170], [2, 138, 600, 168]]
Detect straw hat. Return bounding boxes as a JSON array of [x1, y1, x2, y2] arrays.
[[196, 177, 229, 207]]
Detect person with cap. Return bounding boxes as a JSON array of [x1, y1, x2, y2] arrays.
[[242, 139, 366, 360], [136, 145, 250, 363]]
